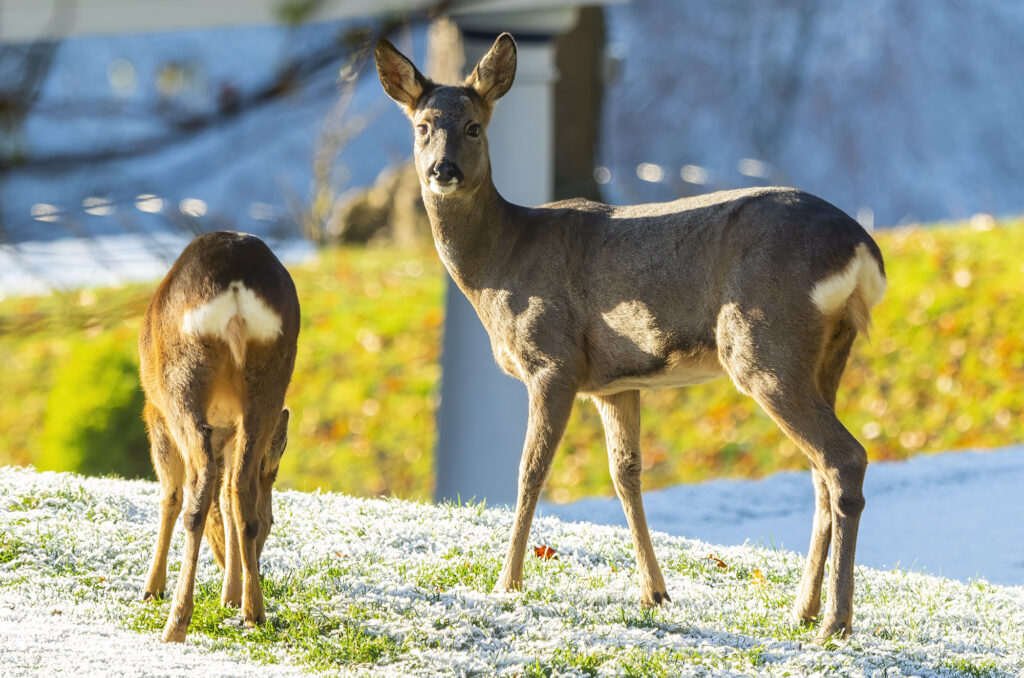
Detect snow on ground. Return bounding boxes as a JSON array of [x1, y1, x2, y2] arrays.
[[2, 463, 1023, 676], [543, 446, 1024, 587], [0, 234, 315, 299], [0, 594, 308, 678]]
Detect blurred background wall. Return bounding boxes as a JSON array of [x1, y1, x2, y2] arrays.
[[4, 0, 1024, 263], [2, 0, 1022, 500]]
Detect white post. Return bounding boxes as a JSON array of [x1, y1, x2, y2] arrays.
[[433, 19, 568, 506]]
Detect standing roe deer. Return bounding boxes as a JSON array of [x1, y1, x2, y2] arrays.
[[375, 33, 885, 641], [139, 231, 299, 643]]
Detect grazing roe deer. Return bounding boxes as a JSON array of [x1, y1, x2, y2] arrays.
[[139, 231, 299, 643], [375, 34, 886, 641]]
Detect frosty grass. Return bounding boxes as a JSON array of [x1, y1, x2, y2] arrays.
[[1, 465, 1021, 677]]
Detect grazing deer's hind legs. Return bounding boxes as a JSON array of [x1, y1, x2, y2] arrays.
[[163, 390, 217, 644], [594, 390, 669, 607], [217, 431, 243, 608], [495, 375, 577, 593], [234, 353, 288, 627], [233, 423, 275, 627], [142, 404, 183, 602]]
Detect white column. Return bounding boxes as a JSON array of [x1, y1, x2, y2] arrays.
[[433, 20, 566, 506]]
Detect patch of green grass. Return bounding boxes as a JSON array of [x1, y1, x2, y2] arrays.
[[0, 530, 26, 564], [939, 657, 999, 678], [743, 643, 768, 667], [7, 485, 89, 511], [128, 576, 407, 670], [614, 606, 671, 630], [551, 646, 611, 676], [618, 647, 723, 677], [523, 645, 613, 678], [414, 547, 501, 593]]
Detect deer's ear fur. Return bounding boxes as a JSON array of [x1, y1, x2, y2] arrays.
[[465, 33, 517, 105], [375, 39, 431, 114]]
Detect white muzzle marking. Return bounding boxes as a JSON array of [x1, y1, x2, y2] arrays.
[[429, 179, 459, 196]]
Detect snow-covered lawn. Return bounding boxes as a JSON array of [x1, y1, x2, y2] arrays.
[[1, 465, 1022, 677], [544, 447, 1024, 587]]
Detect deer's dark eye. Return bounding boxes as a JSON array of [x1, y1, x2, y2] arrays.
[[416, 124, 429, 136], [467, 123, 481, 138]]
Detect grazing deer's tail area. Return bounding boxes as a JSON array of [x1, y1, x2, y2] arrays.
[[180, 281, 283, 368], [810, 243, 887, 336]]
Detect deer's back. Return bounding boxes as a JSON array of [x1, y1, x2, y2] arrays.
[[521, 187, 882, 393]]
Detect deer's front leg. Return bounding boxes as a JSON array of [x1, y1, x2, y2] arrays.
[[494, 374, 576, 593], [594, 390, 669, 607]]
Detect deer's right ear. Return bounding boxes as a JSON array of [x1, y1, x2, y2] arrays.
[[375, 39, 429, 115]]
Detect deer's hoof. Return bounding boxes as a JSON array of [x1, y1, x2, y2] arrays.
[[813, 618, 852, 645], [141, 590, 164, 603], [793, 598, 822, 623], [641, 589, 671, 608], [493, 574, 523, 594], [221, 593, 241, 608], [161, 622, 187, 644], [243, 616, 265, 630]]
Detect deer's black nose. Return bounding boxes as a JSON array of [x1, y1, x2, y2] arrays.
[[431, 161, 463, 184]]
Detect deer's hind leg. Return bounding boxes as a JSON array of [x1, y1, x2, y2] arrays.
[[232, 346, 291, 627], [209, 428, 243, 608], [594, 390, 669, 607], [142, 402, 183, 601], [718, 304, 866, 642], [160, 359, 220, 643], [794, 316, 858, 622]]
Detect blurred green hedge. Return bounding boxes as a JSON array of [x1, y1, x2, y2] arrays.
[[1, 218, 1022, 501], [38, 335, 152, 480]]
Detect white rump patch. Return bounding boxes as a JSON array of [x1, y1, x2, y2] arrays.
[[181, 281, 282, 342], [810, 244, 886, 315]]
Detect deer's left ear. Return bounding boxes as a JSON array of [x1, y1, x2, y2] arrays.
[[466, 32, 517, 105], [375, 39, 431, 115]]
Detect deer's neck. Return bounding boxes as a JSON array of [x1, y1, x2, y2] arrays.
[[421, 172, 523, 298]]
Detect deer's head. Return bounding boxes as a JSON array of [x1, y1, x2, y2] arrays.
[[375, 33, 517, 198]]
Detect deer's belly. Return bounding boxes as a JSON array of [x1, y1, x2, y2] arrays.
[[583, 350, 725, 396]]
